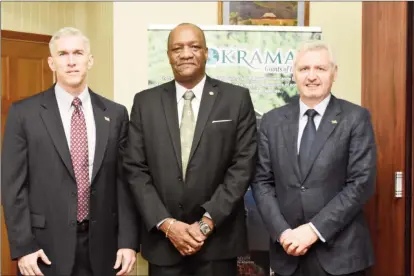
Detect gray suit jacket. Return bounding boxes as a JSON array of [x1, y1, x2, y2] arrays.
[[251, 95, 376, 275]]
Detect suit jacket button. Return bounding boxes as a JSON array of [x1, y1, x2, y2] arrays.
[[71, 220, 76, 226], [300, 186, 306, 191], [71, 192, 77, 197], [91, 189, 96, 195], [178, 204, 183, 209], [177, 176, 183, 181]]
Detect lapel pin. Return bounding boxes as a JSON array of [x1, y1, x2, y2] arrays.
[[104, 117, 110, 122], [209, 91, 214, 96], [331, 120, 337, 124]]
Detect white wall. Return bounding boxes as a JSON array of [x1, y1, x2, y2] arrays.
[[309, 2, 362, 105]]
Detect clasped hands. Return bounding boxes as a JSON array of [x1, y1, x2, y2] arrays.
[[160, 218, 213, 256], [279, 223, 319, 256]]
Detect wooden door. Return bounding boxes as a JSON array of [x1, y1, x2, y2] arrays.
[[362, 2, 411, 276], [1, 30, 53, 276]]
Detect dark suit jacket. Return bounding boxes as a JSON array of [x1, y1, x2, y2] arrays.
[[123, 76, 257, 266], [1, 86, 140, 276], [251, 95, 376, 275]]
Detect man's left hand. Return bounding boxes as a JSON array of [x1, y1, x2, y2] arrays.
[[186, 216, 214, 250], [186, 222, 207, 243], [114, 248, 136, 275]]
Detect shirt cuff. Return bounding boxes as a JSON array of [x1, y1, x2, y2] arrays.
[[203, 212, 213, 220], [309, 222, 326, 242], [156, 218, 168, 229], [277, 228, 291, 243]]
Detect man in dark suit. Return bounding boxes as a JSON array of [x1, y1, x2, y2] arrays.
[[123, 23, 257, 276], [251, 41, 376, 276], [1, 27, 139, 276]]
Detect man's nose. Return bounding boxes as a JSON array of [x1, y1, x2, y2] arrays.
[[180, 46, 193, 58], [307, 69, 317, 80], [67, 54, 76, 66]]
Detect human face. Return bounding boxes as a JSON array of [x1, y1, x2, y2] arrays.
[[48, 35, 93, 94], [293, 48, 337, 107], [167, 25, 208, 88]]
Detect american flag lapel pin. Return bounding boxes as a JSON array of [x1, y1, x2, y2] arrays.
[[331, 120, 337, 124], [104, 116, 110, 122]]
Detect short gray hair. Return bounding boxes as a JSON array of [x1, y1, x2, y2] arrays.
[[293, 40, 336, 68], [49, 27, 90, 54]]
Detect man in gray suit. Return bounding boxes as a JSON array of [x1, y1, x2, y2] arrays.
[[251, 41, 376, 276]]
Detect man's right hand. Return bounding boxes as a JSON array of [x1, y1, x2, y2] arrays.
[[160, 219, 203, 256], [18, 249, 51, 276], [280, 229, 309, 256]]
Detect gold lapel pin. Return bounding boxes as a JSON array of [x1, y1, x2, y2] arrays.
[[209, 91, 214, 96], [104, 117, 110, 122], [331, 120, 337, 124]]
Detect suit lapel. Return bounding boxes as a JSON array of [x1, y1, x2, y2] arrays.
[[281, 99, 302, 183], [301, 96, 341, 182], [161, 81, 182, 171], [188, 76, 218, 162], [40, 86, 76, 180], [90, 90, 109, 184]]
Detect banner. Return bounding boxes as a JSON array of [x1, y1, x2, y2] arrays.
[[148, 24, 322, 276]]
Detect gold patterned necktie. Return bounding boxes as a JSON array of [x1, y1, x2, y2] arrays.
[[180, 90, 196, 179]]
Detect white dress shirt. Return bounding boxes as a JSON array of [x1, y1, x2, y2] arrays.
[[296, 94, 332, 243], [55, 84, 96, 182]]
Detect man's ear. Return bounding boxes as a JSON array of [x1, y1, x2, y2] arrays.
[[48, 56, 55, 72], [87, 54, 94, 69]]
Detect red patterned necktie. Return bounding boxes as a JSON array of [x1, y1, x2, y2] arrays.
[[70, 97, 89, 222]]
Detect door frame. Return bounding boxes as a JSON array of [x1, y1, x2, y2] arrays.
[[1, 30, 51, 43], [1, 29, 52, 275], [409, 3, 414, 275]]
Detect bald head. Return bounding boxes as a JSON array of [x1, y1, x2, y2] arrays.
[[167, 23, 207, 50], [166, 22, 208, 89]]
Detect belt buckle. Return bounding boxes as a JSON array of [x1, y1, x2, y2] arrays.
[[77, 220, 89, 232]]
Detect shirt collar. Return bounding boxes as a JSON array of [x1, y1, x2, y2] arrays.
[[175, 75, 207, 103], [299, 94, 331, 118], [55, 83, 90, 112]]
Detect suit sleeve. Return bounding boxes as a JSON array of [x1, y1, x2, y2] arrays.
[[201, 89, 257, 227], [250, 113, 291, 243], [310, 109, 377, 242], [1, 104, 41, 259], [123, 93, 171, 231], [117, 106, 141, 250]]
